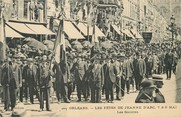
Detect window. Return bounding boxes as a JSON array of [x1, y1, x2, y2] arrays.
[[159, 6, 168, 14], [173, 6, 181, 14]]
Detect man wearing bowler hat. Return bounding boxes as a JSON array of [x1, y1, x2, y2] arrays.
[[113, 54, 122, 100], [133, 52, 146, 91], [11, 57, 22, 104], [121, 54, 133, 97], [135, 80, 156, 103], [71, 54, 87, 101], [23, 58, 38, 104], [135, 77, 165, 103], [89, 56, 104, 103], [59, 57, 71, 103], [38, 55, 52, 111], [164, 50, 173, 80], [103, 55, 117, 103], [1, 58, 17, 111]]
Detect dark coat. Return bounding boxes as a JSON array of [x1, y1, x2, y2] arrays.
[[133, 58, 146, 77], [12, 63, 22, 88], [71, 60, 87, 84], [59, 60, 70, 84], [52, 62, 62, 85], [135, 89, 165, 103], [1, 64, 16, 89], [22, 64, 38, 87], [145, 56, 153, 75], [103, 62, 117, 84], [135, 90, 155, 103], [39, 62, 52, 88], [122, 59, 133, 80], [164, 53, 173, 68], [155, 89, 165, 103], [89, 63, 104, 88], [67, 61, 75, 83]]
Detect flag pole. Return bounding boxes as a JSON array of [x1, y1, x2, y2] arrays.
[[0, 3, 6, 61], [87, 1, 90, 42], [53, 0, 66, 64]]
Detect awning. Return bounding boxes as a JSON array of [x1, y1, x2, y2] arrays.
[[112, 25, 121, 35], [130, 29, 143, 39], [6, 22, 36, 34], [136, 33, 143, 39], [121, 29, 135, 39], [82, 23, 105, 37], [97, 4, 118, 8], [5, 25, 24, 38], [76, 22, 87, 36], [64, 21, 85, 39], [25, 24, 55, 35]]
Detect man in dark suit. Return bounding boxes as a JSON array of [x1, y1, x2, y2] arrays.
[[89, 56, 104, 103], [121, 54, 133, 97], [81, 55, 90, 101], [11, 57, 22, 103], [145, 53, 153, 78], [71, 56, 87, 101], [23, 58, 38, 104], [90, 42, 101, 58], [103, 55, 117, 103], [1, 58, 17, 111], [172, 49, 178, 75], [113, 54, 122, 100], [38, 55, 52, 111], [67, 55, 75, 101], [59, 59, 71, 103], [52, 60, 62, 103], [164, 50, 173, 80], [20, 59, 27, 102], [133, 52, 146, 91]]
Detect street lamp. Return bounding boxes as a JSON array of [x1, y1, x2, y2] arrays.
[[170, 15, 175, 47]]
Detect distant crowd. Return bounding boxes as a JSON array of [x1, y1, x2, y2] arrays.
[[0, 40, 180, 112]]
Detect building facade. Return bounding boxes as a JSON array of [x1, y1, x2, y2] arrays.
[[153, 0, 181, 35], [9, 0, 47, 23], [121, 0, 169, 42]]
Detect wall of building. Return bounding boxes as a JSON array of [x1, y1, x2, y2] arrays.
[[153, 0, 181, 35]]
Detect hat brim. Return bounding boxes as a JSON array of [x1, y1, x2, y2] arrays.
[[145, 85, 156, 88], [152, 79, 163, 82]]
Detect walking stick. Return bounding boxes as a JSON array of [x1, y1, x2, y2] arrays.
[[114, 82, 125, 92]]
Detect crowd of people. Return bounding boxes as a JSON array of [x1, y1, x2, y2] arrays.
[[0, 39, 180, 112]]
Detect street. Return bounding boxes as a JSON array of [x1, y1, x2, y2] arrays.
[[0, 72, 177, 117], [0, 0, 181, 117]]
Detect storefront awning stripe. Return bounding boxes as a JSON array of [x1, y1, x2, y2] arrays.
[[84, 24, 105, 37], [121, 29, 135, 39], [6, 22, 37, 34], [76, 22, 87, 36], [64, 21, 85, 39], [5, 25, 24, 38], [25, 24, 55, 35], [112, 25, 121, 35], [130, 29, 143, 39]]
